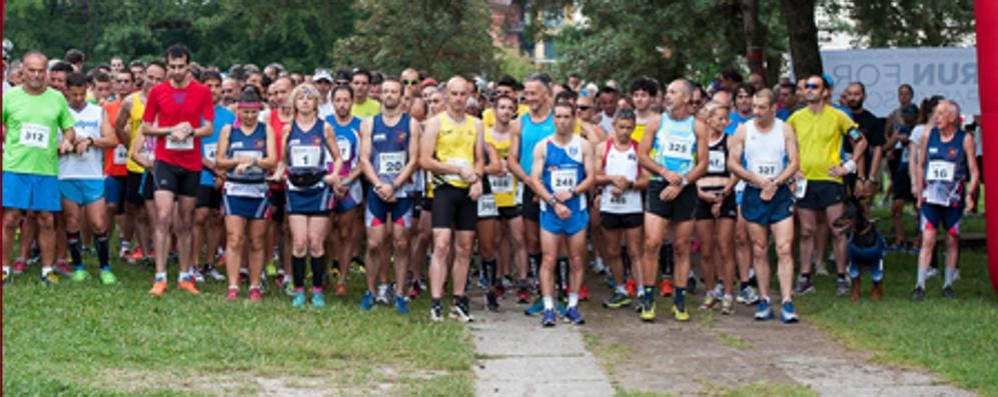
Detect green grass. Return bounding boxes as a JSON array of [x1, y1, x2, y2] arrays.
[[715, 332, 750, 350], [701, 382, 817, 397], [795, 248, 998, 396], [2, 259, 475, 396]]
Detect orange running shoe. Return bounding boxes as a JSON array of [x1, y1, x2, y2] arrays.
[[659, 278, 674, 297], [625, 278, 637, 297], [336, 283, 347, 297], [178, 280, 201, 295], [131, 248, 145, 262], [579, 284, 591, 301], [149, 280, 168, 297]]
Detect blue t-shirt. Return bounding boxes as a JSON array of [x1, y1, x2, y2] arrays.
[[724, 111, 751, 136], [200, 105, 235, 186]]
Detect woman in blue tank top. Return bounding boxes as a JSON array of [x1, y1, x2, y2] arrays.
[[324, 85, 365, 295], [215, 86, 278, 300], [278, 83, 343, 309]]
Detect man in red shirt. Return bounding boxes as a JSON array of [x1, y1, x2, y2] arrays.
[[140, 44, 215, 296]]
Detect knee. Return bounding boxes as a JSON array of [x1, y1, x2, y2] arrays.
[[228, 233, 245, 251], [394, 236, 410, 254], [249, 235, 265, 252], [36, 213, 55, 230], [775, 240, 793, 259], [605, 243, 621, 257], [432, 239, 452, 256], [798, 224, 816, 240], [366, 236, 383, 253], [643, 240, 661, 255]]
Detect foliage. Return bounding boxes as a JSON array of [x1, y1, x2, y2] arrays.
[[821, 0, 976, 48], [332, 0, 497, 78]]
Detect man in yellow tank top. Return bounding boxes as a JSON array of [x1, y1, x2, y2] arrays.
[[629, 77, 660, 143], [419, 76, 485, 323], [114, 61, 165, 263]]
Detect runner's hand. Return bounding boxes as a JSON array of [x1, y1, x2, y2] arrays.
[[234, 162, 251, 175], [58, 139, 75, 154], [612, 176, 629, 190], [611, 186, 624, 197], [554, 203, 571, 219], [659, 184, 680, 201], [469, 181, 483, 200], [711, 202, 721, 218], [554, 190, 573, 202], [828, 166, 848, 178], [663, 170, 681, 185]]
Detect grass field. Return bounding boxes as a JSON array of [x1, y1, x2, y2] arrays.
[[795, 206, 997, 396], [2, 261, 475, 396]]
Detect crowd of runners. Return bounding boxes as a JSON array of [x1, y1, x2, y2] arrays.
[[1, 43, 981, 327]]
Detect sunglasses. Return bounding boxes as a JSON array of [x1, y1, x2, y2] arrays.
[[804, 83, 822, 90], [403, 79, 419, 86], [115, 79, 131, 84], [578, 105, 592, 111]]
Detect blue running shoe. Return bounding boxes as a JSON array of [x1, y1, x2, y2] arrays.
[[524, 298, 544, 316], [359, 291, 376, 310], [395, 296, 410, 314], [541, 308, 557, 327], [563, 306, 585, 325], [557, 301, 568, 317], [780, 300, 799, 323], [291, 291, 306, 308], [754, 298, 774, 321], [311, 292, 326, 309]]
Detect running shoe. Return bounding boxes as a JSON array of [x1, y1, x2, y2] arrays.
[[226, 287, 239, 301], [780, 300, 799, 323], [41, 272, 60, 285], [149, 280, 168, 297], [204, 264, 225, 281], [450, 296, 474, 322], [850, 278, 862, 301], [516, 286, 531, 304], [640, 296, 657, 322], [563, 306, 585, 325], [754, 298, 774, 321], [336, 282, 348, 297], [672, 301, 690, 321], [376, 284, 389, 305], [603, 292, 632, 309], [794, 278, 816, 295], [485, 290, 500, 312], [430, 302, 443, 322], [524, 298, 544, 316], [910, 286, 926, 301], [720, 294, 734, 315], [579, 284, 591, 301], [291, 291, 306, 308], [120, 247, 133, 263], [54, 261, 73, 277], [71, 269, 89, 282], [835, 278, 850, 296], [190, 267, 205, 283], [178, 280, 201, 295], [541, 308, 557, 327], [814, 261, 830, 276], [658, 278, 673, 297], [283, 279, 295, 297], [394, 296, 410, 314], [265, 263, 278, 277], [245, 287, 261, 301], [310, 291, 325, 308], [625, 278, 637, 297], [130, 248, 145, 263], [359, 291, 376, 310], [941, 286, 956, 300], [12, 258, 28, 275], [350, 257, 366, 274], [699, 291, 719, 310], [99, 270, 117, 285], [737, 285, 760, 305]]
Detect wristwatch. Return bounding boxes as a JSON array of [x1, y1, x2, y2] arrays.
[[547, 197, 557, 207], [680, 176, 689, 188]]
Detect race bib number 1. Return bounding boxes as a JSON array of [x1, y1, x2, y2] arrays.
[[20, 123, 50, 149], [290, 146, 321, 168]]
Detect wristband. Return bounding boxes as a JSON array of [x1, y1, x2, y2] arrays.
[[547, 197, 557, 207], [842, 159, 857, 174]]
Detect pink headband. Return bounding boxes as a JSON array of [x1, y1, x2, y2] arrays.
[[237, 102, 262, 109]]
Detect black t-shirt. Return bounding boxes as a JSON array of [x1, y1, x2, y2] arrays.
[[843, 108, 885, 176]]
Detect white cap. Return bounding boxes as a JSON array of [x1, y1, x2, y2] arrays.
[[313, 69, 333, 83]]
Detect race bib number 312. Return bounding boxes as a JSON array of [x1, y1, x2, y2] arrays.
[[20, 123, 50, 149]]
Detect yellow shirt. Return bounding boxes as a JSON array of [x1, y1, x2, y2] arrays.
[[126, 93, 147, 173], [787, 104, 859, 183], [350, 98, 381, 118], [482, 104, 529, 131], [632, 117, 648, 143], [433, 113, 478, 189], [485, 128, 517, 207]]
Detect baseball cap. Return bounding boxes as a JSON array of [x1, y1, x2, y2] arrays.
[[313, 69, 333, 83]]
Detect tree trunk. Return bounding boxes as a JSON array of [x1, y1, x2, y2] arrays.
[[780, 0, 822, 79], [740, 0, 765, 76]]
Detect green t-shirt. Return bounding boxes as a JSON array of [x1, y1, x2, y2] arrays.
[[350, 98, 382, 119], [2, 87, 76, 176]]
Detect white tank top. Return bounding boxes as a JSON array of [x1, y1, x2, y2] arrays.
[[600, 140, 643, 214], [743, 118, 787, 187], [60, 103, 105, 180]]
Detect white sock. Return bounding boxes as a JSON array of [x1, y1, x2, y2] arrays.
[[543, 296, 554, 310], [42, 267, 53, 276], [615, 285, 628, 295], [155, 272, 167, 281], [568, 293, 579, 308]]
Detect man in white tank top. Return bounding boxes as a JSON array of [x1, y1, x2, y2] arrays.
[[60, 72, 120, 284], [727, 89, 801, 323]]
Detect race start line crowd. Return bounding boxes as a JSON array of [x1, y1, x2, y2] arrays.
[[1, 43, 981, 327]]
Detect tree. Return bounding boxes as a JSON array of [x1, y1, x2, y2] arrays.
[[333, 0, 496, 78], [781, 0, 822, 78], [821, 0, 976, 47]]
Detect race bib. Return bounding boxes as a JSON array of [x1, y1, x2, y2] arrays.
[[113, 144, 129, 165], [477, 194, 498, 217], [604, 193, 628, 209], [337, 137, 351, 161], [379, 151, 406, 175], [203, 143, 218, 163], [290, 146, 321, 168], [233, 149, 263, 174], [661, 135, 694, 161], [166, 137, 194, 150], [926, 160, 955, 182], [708, 150, 725, 173], [489, 173, 514, 194], [753, 160, 781, 179], [794, 178, 807, 200], [225, 181, 267, 198], [551, 169, 578, 193], [20, 123, 50, 149]]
